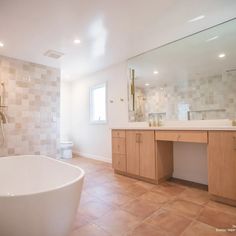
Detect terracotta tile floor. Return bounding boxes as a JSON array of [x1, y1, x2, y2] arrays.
[[66, 156, 236, 236]]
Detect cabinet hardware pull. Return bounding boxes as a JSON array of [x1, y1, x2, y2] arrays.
[[139, 134, 142, 143], [177, 135, 181, 141]]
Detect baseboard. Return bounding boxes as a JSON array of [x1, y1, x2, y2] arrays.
[[73, 150, 112, 163], [211, 194, 236, 207]]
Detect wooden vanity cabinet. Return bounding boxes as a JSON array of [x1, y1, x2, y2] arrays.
[[113, 154, 126, 172], [155, 130, 208, 143], [139, 131, 156, 179], [208, 131, 236, 202], [112, 128, 236, 205], [126, 130, 156, 180], [112, 130, 126, 172], [112, 138, 126, 154], [126, 131, 140, 176]]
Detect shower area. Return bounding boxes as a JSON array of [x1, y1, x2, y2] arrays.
[[0, 55, 61, 157]]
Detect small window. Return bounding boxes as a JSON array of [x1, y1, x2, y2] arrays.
[[90, 83, 107, 123]]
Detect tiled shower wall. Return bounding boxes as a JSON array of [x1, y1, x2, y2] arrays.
[[0, 55, 60, 157], [129, 71, 236, 121]]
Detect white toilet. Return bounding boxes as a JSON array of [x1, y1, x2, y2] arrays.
[[61, 141, 73, 159]]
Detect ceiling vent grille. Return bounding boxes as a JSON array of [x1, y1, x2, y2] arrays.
[[44, 50, 64, 59]]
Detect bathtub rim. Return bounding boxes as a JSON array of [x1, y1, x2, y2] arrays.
[[0, 155, 85, 198]]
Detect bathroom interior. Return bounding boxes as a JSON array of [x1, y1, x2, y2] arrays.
[[0, 1, 236, 236]]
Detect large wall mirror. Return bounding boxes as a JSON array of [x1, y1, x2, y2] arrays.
[[128, 19, 236, 123]]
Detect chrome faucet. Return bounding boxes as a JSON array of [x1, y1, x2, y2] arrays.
[[0, 111, 7, 123]]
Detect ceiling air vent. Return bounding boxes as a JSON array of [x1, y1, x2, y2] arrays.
[[44, 50, 64, 59]]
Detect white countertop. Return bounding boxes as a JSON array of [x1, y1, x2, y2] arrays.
[[111, 126, 236, 131], [110, 120, 236, 131]]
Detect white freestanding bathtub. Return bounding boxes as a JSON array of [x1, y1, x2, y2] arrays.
[[0, 155, 84, 236]]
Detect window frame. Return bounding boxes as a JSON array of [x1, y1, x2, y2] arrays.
[[89, 82, 108, 124]]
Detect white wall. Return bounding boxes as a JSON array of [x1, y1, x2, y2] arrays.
[[60, 81, 72, 141], [61, 62, 208, 184], [67, 62, 129, 163]]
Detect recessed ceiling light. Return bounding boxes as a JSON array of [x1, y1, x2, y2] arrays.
[[145, 83, 150, 87], [218, 53, 226, 58], [188, 15, 205, 23], [0, 42, 4, 47], [73, 39, 81, 44], [153, 70, 159, 75], [206, 36, 219, 42]]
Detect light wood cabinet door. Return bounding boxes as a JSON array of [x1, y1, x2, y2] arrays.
[[126, 131, 140, 176], [208, 131, 236, 200], [139, 131, 156, 180], [112, 138, 126, 154], [156, 141, 173, 181], [113, 154, 126, 172]]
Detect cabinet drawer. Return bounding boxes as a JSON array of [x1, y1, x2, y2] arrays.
[[112, 138, 126, 154], [112, 130, 126, 138], [155, 130, 208, 143], [113, 154, 126, 172]]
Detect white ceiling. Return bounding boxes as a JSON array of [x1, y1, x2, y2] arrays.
[[0, 0, 236, 80]]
